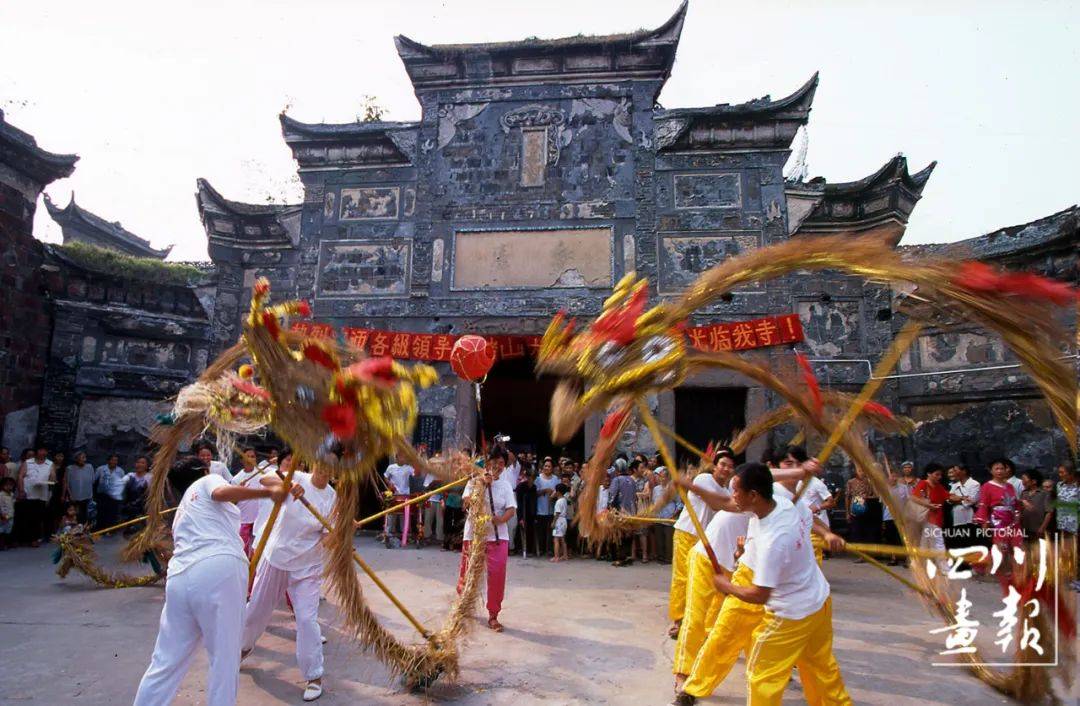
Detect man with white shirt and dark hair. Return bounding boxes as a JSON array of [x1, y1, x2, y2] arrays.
[[133, 452, 296, 706], [230, 447, 269, 556], [457, 448, 517, 633], [197, 444, 234, 482], [711, 462, 851, 706], [243, 449, 336, 702], [383, 453, 414, 542]]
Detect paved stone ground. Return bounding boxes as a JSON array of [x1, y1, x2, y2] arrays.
[[1, 536, 1074, 705]]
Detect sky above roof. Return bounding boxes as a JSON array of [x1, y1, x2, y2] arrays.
[[1, 0, 1076, 262]]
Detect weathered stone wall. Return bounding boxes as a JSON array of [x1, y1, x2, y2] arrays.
[[0, 178, 51, 453], [36, 257, 212, 455]]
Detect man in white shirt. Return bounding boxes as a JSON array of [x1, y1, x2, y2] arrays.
[[243, 451, 336, 702], [133, 458, 291, 706], [672, 449, 742, 691], [457, 448, 517, 632], [94, 454, 126, 530], [230, 447, 268, 556], [947, 463, 981, 550], [383, 454, 414, 541], [787, 445, 834, 565], [197, 444, 234, 482], [707, 463, 852, 706], [667, 455, 725, 639], [18, 446, 55, 546], [1001, 457, 1024, 498]]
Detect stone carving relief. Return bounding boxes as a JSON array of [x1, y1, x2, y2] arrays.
[[654, 117, 690, 150], [797, 299, 863, 358], [657, 233, 761, 294], [387, 130, 418, 160], [674, 173, 742, 209], [437, 103, 489, 149], [500, 104, 567, 165], [323, 191, 336, 220], [317, 240, 410, 297], [569, 98, 633, 144], [340, 187, 399, 220]]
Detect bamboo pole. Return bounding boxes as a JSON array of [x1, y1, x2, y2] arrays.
[[91, 507, 176, 539], [248, 465, 296, 590], [636, 400, 721, 573], [650, 417, 710, 461], [849, 548, 928, 596], [621, 515, 676, 525], [276, 471, 433, 641], [794, 321, 922, 503], [354, 475, 469, 528]]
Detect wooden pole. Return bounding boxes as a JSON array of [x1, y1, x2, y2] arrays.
[[636, 400, 721, 573], [794, 321, 922, 502], [354, 475, 469, 528], [90, 507, 176, 539]]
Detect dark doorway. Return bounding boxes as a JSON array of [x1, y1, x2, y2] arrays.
[[673, 387, 747, 466], [479, 356, 585, 461]]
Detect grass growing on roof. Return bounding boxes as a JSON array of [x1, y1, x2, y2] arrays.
[[57, 242, 203, 285]]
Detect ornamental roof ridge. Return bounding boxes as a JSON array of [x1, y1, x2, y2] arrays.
[[44, 192, 171, 259]]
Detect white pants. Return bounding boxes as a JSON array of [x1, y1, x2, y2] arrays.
[[921, 524, 948, 572], [242, 560, 324, 680], [423, 501, 444, 542], [134, 554, 246, 706]]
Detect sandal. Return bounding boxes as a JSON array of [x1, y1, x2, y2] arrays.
[[303, 681, 323, 701]]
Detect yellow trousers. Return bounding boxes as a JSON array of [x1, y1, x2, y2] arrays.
[[669, 529, 696, 622], [682, 563, 764, 698], [673, 551, 722, 675], [811, 532, 824, 566], [745, 598, 852, 706]]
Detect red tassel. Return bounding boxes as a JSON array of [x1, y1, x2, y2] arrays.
[[795, 353, 823, 417], [260, 311, 281, 339], [862, 401, 895, 420], [600, 408, 630, 439], [703, 440, 715, 461], [302, 343, 338, 371], [322, 403, 357, 440], [253, 278, 270, 297], [955, 261, 1078, 306], [294, 300, 312, 318], [347, 356, 398, 385], [591, 287, 647, 346]]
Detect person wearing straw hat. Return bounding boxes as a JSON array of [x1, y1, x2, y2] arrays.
[[132, 452, 294, 706], [241, 450, 336, 702]]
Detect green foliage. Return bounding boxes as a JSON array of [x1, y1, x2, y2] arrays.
[[57, 242, 203, 285]]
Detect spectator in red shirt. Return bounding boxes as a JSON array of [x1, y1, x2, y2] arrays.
[[911, 463, 949, 569]]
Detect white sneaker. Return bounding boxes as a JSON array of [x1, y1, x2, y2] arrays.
[[321, 634, 327, 644], [303, 681, 323, 701]]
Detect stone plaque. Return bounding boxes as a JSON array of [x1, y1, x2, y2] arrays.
[[452, 228, 612, 290], [520, 128, 548, 187], [317, 240, 410, 297], [673, 173, 741, 209], [657, 232, 760, 294], [917, 331, 1004, 371], [797, 299, 863, 358], [339, 186, 399, 220]]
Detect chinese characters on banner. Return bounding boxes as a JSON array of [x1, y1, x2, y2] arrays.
[[683, 314, 803, 352], [288, 313, 804, 363], [930, 539, 1053, 663]]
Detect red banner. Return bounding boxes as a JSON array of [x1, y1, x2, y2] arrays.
[[684, 313, 803, 352], [290, 313, 802, 362]]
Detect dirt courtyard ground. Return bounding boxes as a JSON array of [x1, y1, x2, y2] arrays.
[[1, 535, 1075, 705]]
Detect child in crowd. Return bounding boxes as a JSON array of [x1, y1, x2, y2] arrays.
[[551, 483, 570, 562], [58, 502, 81, 534], [0, 477, 15, 549]]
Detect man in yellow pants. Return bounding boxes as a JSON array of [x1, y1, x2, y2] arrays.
[[667, 453, 725, 638], [672, 449, 743, 689], [672, 461, 849, 705]]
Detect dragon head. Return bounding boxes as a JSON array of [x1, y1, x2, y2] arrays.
[[243, 278, 437, 476], [536, 274, 687, 443]]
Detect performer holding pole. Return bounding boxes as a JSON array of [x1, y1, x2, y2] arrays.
[[242, 449, 336, 702], [457, 447, 517, 632], [132, 457, 295, 706]]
